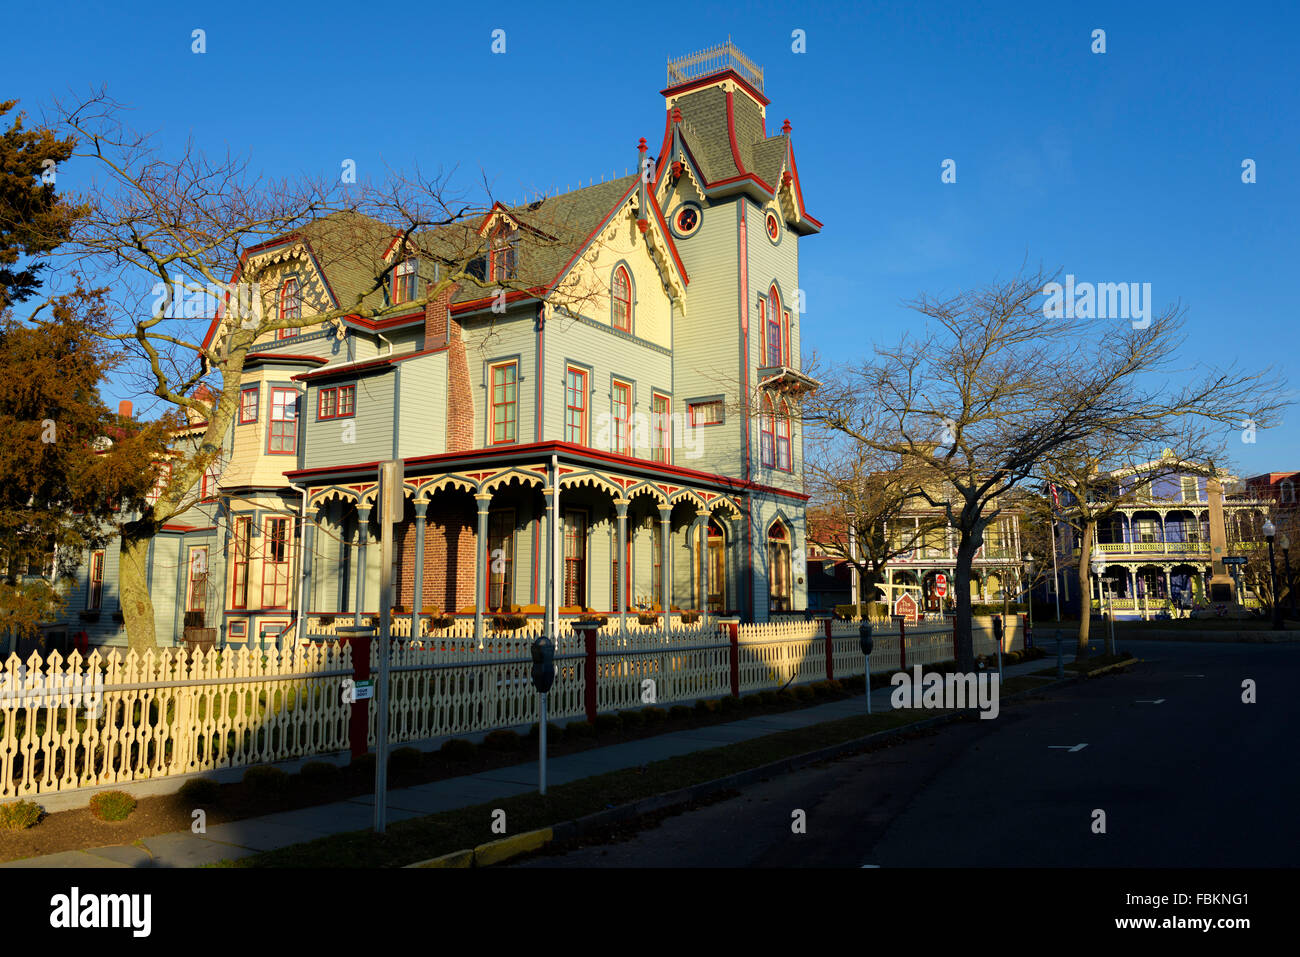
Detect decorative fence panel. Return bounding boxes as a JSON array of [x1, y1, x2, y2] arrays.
[[2, 613, 1029, 801]]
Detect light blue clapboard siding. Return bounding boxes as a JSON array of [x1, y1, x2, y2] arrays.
[[397, 350, 448, 458], [303, 371, 395, 469], [460, 308, 539, 449]]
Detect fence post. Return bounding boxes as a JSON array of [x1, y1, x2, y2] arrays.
[[895, 616, 907, 670], [821, 616, 834, 682], [722, 618, 740, 697], [577, 623, 599, 723], [1021, 612, 1031, 651], [952, 615, 959, 661], [337, 625, 374, 759]]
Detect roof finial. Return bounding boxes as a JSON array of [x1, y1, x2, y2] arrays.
[[781, 118, 792, 134]]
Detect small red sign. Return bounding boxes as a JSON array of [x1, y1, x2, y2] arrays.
[[894, 592, 920, 623], [935, 574, 948, 598]]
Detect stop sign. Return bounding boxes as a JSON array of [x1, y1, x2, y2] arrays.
[[935, 574, 948, 598]]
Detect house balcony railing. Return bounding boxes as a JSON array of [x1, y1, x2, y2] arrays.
[[1073, 542, 1214, 558]]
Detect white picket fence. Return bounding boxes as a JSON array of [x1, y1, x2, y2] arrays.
[[0, 616, 1024, 801]]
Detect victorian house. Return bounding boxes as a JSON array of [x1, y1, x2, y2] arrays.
[[94, 42, 822, 650]]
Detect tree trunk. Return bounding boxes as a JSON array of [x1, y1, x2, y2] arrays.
[[1075, 519, 1095, 659], [119, 518, 160, 654], [953, 534, 977, 672]]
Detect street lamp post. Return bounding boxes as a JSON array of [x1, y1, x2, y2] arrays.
[[1263, 519, 1281, 630], [1091, 546, 1115, 656], [1282, 532, 1294, 620]]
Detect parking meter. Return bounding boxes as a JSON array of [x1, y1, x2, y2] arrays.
[[992, 615, 1004, 643], [858, 621, 874, 657], [531, 636, 555, 693], [858, 622, 873, 714]]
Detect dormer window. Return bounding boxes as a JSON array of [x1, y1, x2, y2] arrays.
[[490, 223, 518, 283], [277, 277, 301, 339], [612, 265, 632, 333], [392, 257, 418, 305]]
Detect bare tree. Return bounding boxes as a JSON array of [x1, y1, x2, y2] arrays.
[[804, 265, 1284, 671]]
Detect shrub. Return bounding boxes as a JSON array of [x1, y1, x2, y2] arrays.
[[389, 746, 423, 772], [694, 698, 720, 716], [528, 722, 565, 743], [594, 713, 622, 736], [619, 710, 646, 731], [668, 705, 692, 722], [0, 800, 43, 830], [491, 614, 528, 632], [718, 695, 741, 713], [350, 753, 376, 776], [483, 730, 522, 752], [299, 761, 342, 786], [758, 690, 780, 707], [642, 707, 668, 725], [439, 738, 477, 761], [679, 611, 700, 624], [576, 615, 609, 627], [636, 613, 660, 626], [89, 790, 137, 822], [793, 685, 816, 702], [243, 764, 289, 796], [741, 694, 763, 710], [566, 720, 596, 739], [175, 778, 221, 807]]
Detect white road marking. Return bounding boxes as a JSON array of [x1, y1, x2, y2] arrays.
[[861, 864, 881, 868], [1184, 675, 1205, 678], [1136, 698, 1166, 704], [1048, 744, 1089, 752]]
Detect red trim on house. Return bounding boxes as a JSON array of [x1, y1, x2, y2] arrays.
[[283, 440, 811, 502], [660, 69, 770, 107], [245, 353, 329, 367], [451, 288, 545, 315], [724, 91, 749, 176], [291, 345, 450, 382], [785, 145, 823, 228], [706, 172, 777, 194]]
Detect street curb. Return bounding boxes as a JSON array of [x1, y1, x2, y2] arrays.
[[407, 828, 554, 869]]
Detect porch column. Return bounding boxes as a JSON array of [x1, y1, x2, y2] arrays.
[[300, 521, 315, 639], [544, 485, 556, 637], [354, 505, 371, 626], [615, 499, 629, 636], [474, 493, 491, 646], [691, 512, 707, 610], [658, 506, 671, 630], [411, 501, 427, 639], [1128, 567, 1137, 601]]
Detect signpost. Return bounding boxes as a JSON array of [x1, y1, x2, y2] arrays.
[[935, 573, 948, 599], [893, 592, 919, 624], [373, 459, 403, 835], [1221, 556, 1248, 566]]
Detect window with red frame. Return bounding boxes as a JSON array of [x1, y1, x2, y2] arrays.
[[239, 387, 258, 424], [490, 224, 518, 283], [651, 392, 670, 463], [490, 362, 518, 444], [688, 400, 723, 426], [146, 462, 172, 505], [562, 510, 586, 607], [87, 550, 105, 610], [776, 399, 792, 471], [766, 287, 783, 366], [612, 266, 632, 332], [487, 509, 515, 611], [231, 516, 251, 609], [392, 257, 418, 304], [612, 380, 631, 455], [760, 396, 775, 468], [200, 458, 221, 501], [318, 384, 355, 420], [565, 367, 587, 445], [278, 278, 301, 338], [262, 517, 290, 608], [187, 546, 209, 613], [268, 388, 298, 454]]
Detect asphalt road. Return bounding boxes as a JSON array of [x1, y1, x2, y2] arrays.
[[514, 640, 1299, 867]]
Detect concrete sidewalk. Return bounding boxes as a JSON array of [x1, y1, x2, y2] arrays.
[[2, 655, 1058, 868]]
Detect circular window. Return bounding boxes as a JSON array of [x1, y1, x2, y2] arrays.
[[671, 203, 702, 239], [765, 211, 781, 244]]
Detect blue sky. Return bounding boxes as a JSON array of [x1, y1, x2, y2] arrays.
[[5, 0, 1297, 476]]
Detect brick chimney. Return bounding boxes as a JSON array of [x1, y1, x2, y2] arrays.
[[118, 400, 133, 419], [425, 284, 473, 452]]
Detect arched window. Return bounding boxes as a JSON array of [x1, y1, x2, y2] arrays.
[[490, 223, 518, 282], [611, 265, 632, 332], [768, 523, 791, 613], [775, 398, 792, 471], [760, 395, 775, 468], [766, 285, 783, 366], [392, 257, 418, 304], [277, 277, 301, 339], [1282, 478, 1296, 504]]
